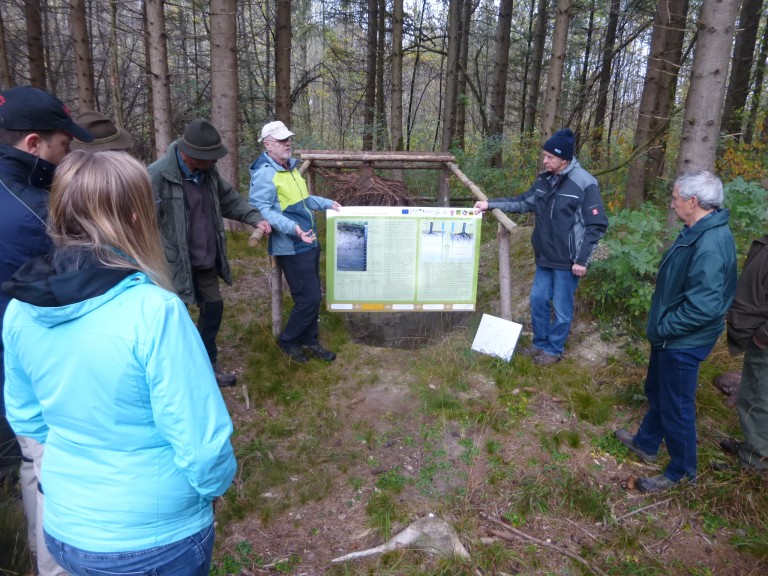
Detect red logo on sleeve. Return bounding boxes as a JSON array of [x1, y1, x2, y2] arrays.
[[592, 208, 599, 215]]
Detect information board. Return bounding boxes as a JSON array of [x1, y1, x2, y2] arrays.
[[325, 206, 482, 312]]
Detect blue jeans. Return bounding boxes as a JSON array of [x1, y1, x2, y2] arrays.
[[633, 345, 713, 482], [530, 266, 580, 356], [278, 247, 322, 347], [44, 524, 214, 576]]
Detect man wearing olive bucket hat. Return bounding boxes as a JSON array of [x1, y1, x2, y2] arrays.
[[149, 119, 271, 387]]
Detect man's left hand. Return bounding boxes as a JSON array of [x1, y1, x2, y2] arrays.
[[572, 263, 587, 277], [257, 220, 272, 235], [331, 201, 342, 211]]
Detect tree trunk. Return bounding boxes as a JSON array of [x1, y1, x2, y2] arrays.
[[745, 19, 768, 144], [488, 0, 513, 168], [591, 0, 620, 160], [455, 0, 474, 149], [670, 0, 740, 229], [211, 0, 239, 192], [145, 0, 174, 158], [375, 0, 387, 150], [571, 0, 595, 149], [524, 0, 548, 136], [362, 0, 378, 151], [624, 0, 689, 208], [25, 0, 46, 88], [275, 0, 292, 123], [141, 3, 156, 158], [720, 0, 764, 140], [390, 0, 404, 178], [68, 0, 94, 111], [406, 0, 428, 151], [439, 0, 462, 205], [109, 0, 124, 127], [0, 8, 13, 88], [675, 0, 740, 177], [520, 0, 537, 134], [540, 0, 572, 153]]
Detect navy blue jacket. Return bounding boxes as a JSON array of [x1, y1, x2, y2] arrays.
[[0, 144, 55, 411], [488, 158, 608, 270]]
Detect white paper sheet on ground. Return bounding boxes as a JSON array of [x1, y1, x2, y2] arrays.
[[471, 313, 523, 362]]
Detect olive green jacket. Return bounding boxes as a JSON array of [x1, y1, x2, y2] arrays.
[[149, 141, 264, 304]]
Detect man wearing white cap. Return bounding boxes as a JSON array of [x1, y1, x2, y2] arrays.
[[249, 121, 341, 363]]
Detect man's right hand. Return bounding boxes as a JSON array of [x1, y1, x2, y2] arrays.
[[474, 200, 489, 213], [295, 225, 316, 244]]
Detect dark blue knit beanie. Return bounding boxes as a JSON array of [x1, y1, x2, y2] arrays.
[[542, 128, 574, 161]]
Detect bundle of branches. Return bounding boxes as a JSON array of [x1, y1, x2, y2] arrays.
[[317, 166, 411, 206]]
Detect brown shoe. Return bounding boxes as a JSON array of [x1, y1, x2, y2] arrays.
[[532, 352, 561, 366]]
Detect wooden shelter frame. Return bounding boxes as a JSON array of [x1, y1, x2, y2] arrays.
[[261, 150, 518, 337]]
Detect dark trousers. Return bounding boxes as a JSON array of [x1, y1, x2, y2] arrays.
[[634, 345, 713, 482], [193, 267, 223, 365], [277, 247, 322, 347]]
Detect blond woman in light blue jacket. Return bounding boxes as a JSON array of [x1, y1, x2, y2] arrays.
[[3, 151, 236, 576]]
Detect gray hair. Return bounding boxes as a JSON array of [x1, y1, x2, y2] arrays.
[[674, 170, 723, 210]]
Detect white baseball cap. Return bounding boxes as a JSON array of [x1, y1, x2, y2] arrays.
[[258, 120, 295, 142]]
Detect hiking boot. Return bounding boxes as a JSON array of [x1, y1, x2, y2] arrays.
[[520, 345, 542, 358], [636, 474, 676, 493], [280, 343, 309, 363], [719, 438, 742, 457], [532, 352, 561, 366], [615, 429, 658, 463], [213, 363, 237, 388], [302, 343, 337, 362]]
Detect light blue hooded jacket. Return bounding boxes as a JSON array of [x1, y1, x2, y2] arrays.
[[248, 151, 334, 256], [3, 255, 236, 553]]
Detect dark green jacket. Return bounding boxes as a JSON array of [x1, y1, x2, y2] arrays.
[[646, 208, 737, 349], [149, 141, 264, 304]]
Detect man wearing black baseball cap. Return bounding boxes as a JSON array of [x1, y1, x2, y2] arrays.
[[0, 85, 93, 576], [149, 119, 271, 387]]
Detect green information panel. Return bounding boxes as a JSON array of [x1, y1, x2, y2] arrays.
[[325, 206, 482, 312]]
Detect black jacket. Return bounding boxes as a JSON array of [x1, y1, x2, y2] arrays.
[[0, 144, 55, 411], [488, 158, 608, 270]]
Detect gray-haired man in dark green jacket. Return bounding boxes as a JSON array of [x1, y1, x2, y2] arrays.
[[616, 170, 737, 493]]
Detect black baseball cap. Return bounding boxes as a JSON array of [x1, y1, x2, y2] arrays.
[[0, 86, 94, 142]]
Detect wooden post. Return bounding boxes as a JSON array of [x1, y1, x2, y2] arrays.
[[498, 223, 512, 321], [307, 168, 315, 196], [270, 255, 282, 337], [438, 167, 451, 206]]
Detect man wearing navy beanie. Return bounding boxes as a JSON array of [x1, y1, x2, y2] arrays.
[[475, 128, 608, 365]]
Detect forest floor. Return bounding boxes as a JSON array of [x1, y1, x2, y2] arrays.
[[207, 227, 768, 576], [2, 224, 765, 576]]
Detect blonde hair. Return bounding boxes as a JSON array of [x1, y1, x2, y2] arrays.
[[48, 150, 174, 293]]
